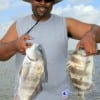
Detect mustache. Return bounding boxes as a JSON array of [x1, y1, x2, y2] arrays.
[[37, 6, 48, 10]]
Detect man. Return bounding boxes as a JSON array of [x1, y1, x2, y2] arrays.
[[0, 0, 100, 99]]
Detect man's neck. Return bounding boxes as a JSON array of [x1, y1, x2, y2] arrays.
[[32, 14, 51, 22]]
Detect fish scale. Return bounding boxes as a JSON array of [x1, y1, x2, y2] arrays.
[[14, 43, 48, 100], [66, 49, 94, 100]]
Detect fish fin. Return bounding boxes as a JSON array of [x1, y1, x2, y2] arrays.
[[39, 45, 48, 82], [77, 90, 85, 100], [19, 65, 23, 76]]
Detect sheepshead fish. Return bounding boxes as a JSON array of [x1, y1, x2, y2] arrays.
[[67, 49, 94, 100], [14, 43, 48, 100]]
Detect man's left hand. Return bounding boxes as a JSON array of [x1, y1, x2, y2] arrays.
[[76, 32, 97, 55]]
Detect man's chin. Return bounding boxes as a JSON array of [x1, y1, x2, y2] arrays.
[[33, 12, 48, 20], [37, 14, 47, 19]]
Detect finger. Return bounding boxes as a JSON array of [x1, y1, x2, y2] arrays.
[[77, 42, 90, 55], [23, 35, 33, 40], [26, 43, 32, 47], [84, 44, 95, 56], [20, 48, 26, 55], [76, 42, 80, 50], [92, 43, 97, 54], [21, 52, 26, 55], [86, 43, 97, 55], [76, 42, 83, 50]]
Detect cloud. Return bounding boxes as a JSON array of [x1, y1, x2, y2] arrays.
[[52, 3, 100, 50], [0, 1, 11, 10], [52, 4, 100, 25], [67, 0, 92, 4], [0, 0, 31, 24], [0, 0, 30, 10]]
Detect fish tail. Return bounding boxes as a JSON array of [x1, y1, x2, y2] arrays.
[[77, 90, 85, 100]]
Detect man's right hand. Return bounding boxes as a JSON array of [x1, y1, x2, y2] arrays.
[[15, 34, 33, 55]]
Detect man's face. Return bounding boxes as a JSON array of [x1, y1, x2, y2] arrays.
[[29, 0, 54, 19]]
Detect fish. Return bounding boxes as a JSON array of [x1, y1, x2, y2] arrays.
[[14, 43, 48, 100], [66, 49, 94, 100]]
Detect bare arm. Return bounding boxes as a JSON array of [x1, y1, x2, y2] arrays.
[[0, 40, 17, 61], [67, 18, 92, 40], [0, 23, 18, 60], [0, 23, 32, 61], [67, 18, 100, 55], [67, 18, 100, 42], [87, 24, 100, 43]]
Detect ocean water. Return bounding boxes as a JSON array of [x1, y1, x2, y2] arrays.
[[0, 56, 16, 100], [0, 55, 100, 100]]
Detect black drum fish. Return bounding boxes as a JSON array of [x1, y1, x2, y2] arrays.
[[14, 43, 48, 100], [67, 49, 94, 100]]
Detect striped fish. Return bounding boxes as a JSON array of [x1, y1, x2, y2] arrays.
[[14, 43, 48, 100], [67, 49, 94, 100]]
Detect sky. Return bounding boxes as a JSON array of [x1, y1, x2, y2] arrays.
[[0, 0, 100, 50]]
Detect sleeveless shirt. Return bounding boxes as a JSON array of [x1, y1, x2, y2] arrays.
[[16, 14, 70, 100]]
